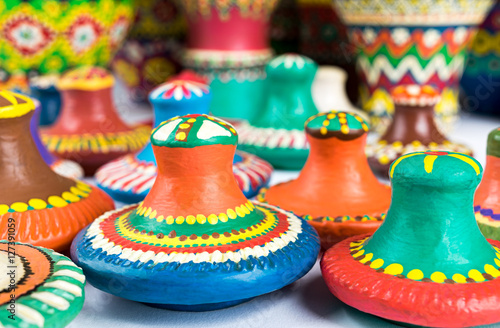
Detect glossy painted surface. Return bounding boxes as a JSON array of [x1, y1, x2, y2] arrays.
[[322, 150, 500, 327], [72, 114, 319, 311], [260, 111, 390, 248]]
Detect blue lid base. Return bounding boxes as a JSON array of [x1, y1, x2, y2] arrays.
[[144, 298, 252, 312]]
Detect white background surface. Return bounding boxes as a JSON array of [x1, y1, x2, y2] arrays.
[[68, 81, 500, 328]]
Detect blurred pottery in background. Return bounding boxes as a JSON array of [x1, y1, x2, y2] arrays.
[[322, 151, 500, 327], [312, 66, 366, 121], [41, 66, 150, 175], [259, 111, 390, 249], [29, 74, 61, 126], [269, 0, 300, 54], [0, 241, 86, 328], [178, 0, 278, 122], [112, 0, 185, 102], [237, 54, 318, 170], [0, 0, 134, 85], [461, 1, 500, 116], [31, 98, 84, 179], [95, 73, 273, 203], [333, 0, 495, 134], [366, 85, 472, 175], [298, 0, 358, 103], [72, 114, 319, 311], [0, 90, 114, 252], [475, 127, 500, 240]]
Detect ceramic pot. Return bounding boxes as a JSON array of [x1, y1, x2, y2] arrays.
[[29, 74, 61, 126], [72, 113, 320, 311], [0, 241, 86, 327], [178, 0, 278, 122], [112, 0, 186, 102], [461, 1, 500, 116], [41, 66, 151, 175], [236, 54, 318, 170], [95, 73, 273, 203], [333, 0, 495, 134], [322, 150, 500, 327], [366, 85, 472, 174], [475, 127, 500, 240], [0, 0, 134, 85], [0, 90, 115, 251], [31, 98, 84, 179], [259, 111, 390, 249]]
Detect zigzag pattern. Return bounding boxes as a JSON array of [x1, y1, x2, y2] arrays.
[[358, 53, 465, 86], [351, 28, 473, 59]]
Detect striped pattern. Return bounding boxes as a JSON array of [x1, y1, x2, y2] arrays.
[[51, 159, 84, 179], [96, 151, 273, 197], [237, 122, 309, 150]]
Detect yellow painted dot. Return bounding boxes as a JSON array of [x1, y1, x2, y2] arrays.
[[484, 264, 500, 278], [327, 113, 336, 119], [379, 155, 390, 165], [430, 272, 447, 283], [353, 250, 364, 258], [247, 201, 255, 210], [166, 216, 175, 224], [235, 206, 245, 217], [0, 204, 9, 215], [385, 263, 404, 275], [370, 259, 384, 269], [208, 214, 218, 225], [320, 127, 327, 135], [229, 128, 236, 134], [179, 123, 190, 129], [70, 186, 87, 197], [219, 213, 228, 222], [197, 214, 207, 224], [176, 132, 186, 140], [393, 141, 403, 148], [187, 118, 196, 123], [351, 244, 363, 251], [139, 207, 147, 216], [62, 191, 80, 203], [339, 118, 347, 124], [29, 199, 47, 210], [245, 203, 253, 212], [411, 140, 422, 147], [322, 120, 330, 126], [145, 207, 152, 217], [175, 216, 185, 224], [156, 215, 165, 223], [10, 202, 28, 212], [407, 269, 424, 280], [76, 182, 92, 193], [496, 252, 500, 260], [149, 210, 157, 219], [495, 259, 500, 267], [340, 125, 349, 134], [360, 253, 373, 264], [48, 196, 68, 208], [227, 209, 237, 219], [429, 142, 438, 148], [186, 215, 196, 224], [493, 246, 500, 252], [241, 205, 250, 215], [452, 274, 467, 284], [361, 123, 369, 131], [468, 269, 485, 282], [338, 112, 346, 117], [350, 240, 363, 247]]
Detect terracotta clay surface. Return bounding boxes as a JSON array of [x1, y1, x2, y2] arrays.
[[366, 85, 472, 174], [0, 90, 115, 251], [259, 111, 390, 248], [41, 66, 150, 175], [322, 150, 500, 328], [0, 241, 86, 327], [72, 114, 319, 311], [475, 127, 500, 240]]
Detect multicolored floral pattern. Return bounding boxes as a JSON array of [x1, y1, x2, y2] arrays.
[[177, 0, 279, 20]]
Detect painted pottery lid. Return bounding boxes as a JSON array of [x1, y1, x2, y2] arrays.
[[305, 110, 369, 139], [57, 66, 114, 91], [391, 85, 441, 107], [322, 150, 500, 327], [149, 79, 211, 105], [260, 110, 390, 248], [0, 90, 115, 251], [267, 53, 317, 80], [72, 114, 319, 310], [0, 241, 85, 327]]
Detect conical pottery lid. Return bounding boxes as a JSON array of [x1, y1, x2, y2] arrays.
[[260, 110, 390, 247], [322, 150, 500, 327], [0, 90, 115, 251], [475, 127, 500, 238], [73, 114, 320, 309], [0, 241, 85, 327]]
